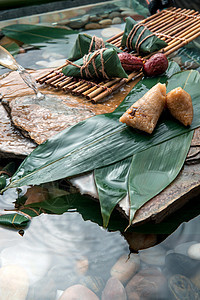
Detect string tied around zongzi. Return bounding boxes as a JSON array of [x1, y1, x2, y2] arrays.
[[89, 35, 105, 52], [127, 23, 154, 54], [66, 48, 109, 79]]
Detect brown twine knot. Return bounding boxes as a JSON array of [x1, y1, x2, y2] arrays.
[[89, 36, 105, 53]]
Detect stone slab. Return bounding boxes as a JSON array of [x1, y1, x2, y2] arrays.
[[1, 68, 138, 144], [0, 98, 35, 158]]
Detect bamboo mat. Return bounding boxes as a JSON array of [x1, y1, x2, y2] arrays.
[[36, 7, 200, 103]]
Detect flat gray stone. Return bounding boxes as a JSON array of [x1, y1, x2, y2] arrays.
[[0, 103, 35, 158]]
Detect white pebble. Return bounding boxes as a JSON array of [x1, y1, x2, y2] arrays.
[[0, 264, 29, 300], [187, 243, 200, 260], [0, 244, 50, 284], [174, 241, 198, 256], [101, 27, 123, 38], [42, 52, 65, 59]]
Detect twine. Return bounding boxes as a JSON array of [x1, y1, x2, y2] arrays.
[[89, 36, 105, 53], [66, 48, 109, 79], [126, 23, 155, 54], [126, 23, 143, 51], [0, 170, 12, 177]]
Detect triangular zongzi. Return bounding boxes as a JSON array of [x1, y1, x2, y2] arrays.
[[119, 82, 166, 134], [166, 87, 193, 126], [62, 48, 128, 80], [68, 33, 122, 61], [121, 17, 167, 55]]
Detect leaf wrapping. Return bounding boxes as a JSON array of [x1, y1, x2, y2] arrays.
[[62, 48, 128, 79], [68, 33, 122, 61], [121, 17, 167, 54]]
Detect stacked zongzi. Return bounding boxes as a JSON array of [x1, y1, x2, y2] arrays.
[[68, 33, 122, 61], [62, 48, 128, 79]]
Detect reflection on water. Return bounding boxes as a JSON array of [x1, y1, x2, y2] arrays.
[[0, 185, 200, 299]]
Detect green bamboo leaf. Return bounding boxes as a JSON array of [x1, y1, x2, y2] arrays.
[[94, 66, 197, 227], [3, 42, 20, 56], [95, 132, 193, 227], [26, 194, 78, 214], [0, 213, 30, 227], [0, 162, 16, 190], [3, 66, 200, 191], [95, 157, 132, 227], [128, 131, 193, 224], [26, 193, 105, 226], [1, 24, 77, 45], [94, 61, 181, 227]]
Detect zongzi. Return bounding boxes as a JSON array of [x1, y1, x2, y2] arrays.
[[119, 83, 166, 134], [62, 48, 128, 80], [68, 33, 122, 61], [166, 87, 193, 126], [121, 17, 167, 55]]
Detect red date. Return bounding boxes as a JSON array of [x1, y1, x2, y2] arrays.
[[118, 52, 143, 72], [143, 53, 168, 77]]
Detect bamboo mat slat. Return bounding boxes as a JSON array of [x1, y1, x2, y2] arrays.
[[36, 7, 200, 103]]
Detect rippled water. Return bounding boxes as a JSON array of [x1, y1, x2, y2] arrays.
[[0, 182, 200, 299]]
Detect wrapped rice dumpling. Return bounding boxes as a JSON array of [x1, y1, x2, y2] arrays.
[[68, 33, 122, 61], [121, 17, 167, 55], [119, 83, 166, 134], [166, 87, 193, 126], [62, 48, 128, 80]]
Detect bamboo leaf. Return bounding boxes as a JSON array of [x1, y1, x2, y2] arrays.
[[27, 194, 80, 215], [0, 213, 30, 227], [94, 62, 181, 227], [3, 42, 20, 56], [95, 157, 132, 227], [1, 24, 77, 45], [3, 65, 200, 191], [95, 132, 193, 227], [128, 131, 193, 224]]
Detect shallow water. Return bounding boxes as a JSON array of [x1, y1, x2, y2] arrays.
[[0, 185, 200, 299], [0, 4, 200, 299]]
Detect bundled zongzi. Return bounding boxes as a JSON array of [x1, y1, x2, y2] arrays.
[[68, 33, 122, 61], [62, 48, 128, 80], [166, 87, 193, 126], [121, 17, 167, 55], [119, 83, 166, 134]]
